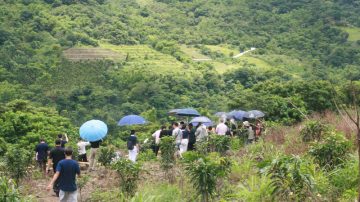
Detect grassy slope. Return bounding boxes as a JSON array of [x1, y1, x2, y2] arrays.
[[341, 27, 360, 41]]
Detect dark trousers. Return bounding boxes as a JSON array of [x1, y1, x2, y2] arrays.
[[154, 145, 160, 156], [188, 142, 195, 151], [78, 153, 88, 162]]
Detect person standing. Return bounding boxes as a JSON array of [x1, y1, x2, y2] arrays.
[[47, 140, 65, 197], [88, 139, 102, 171], [187, 123, 196, 151], [243, 121, 255, 144], [128, 130, 139, 162], [195, 122, 208, 142], [179, 124, 189, 155], [152, 126, 165, 156], [58, 134, 69, 148], [77, 138, 90, 162], [172, 122, 183, 152], [35, 138, 49, 175], [47, 147, 80, 202], [215, 119, 228, 135]]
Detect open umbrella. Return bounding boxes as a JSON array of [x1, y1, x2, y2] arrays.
[[169, 108, 200, 117], [118, 115, 147, 126], [79, 120, 108, 142], [190, 116, 213, 127], [247, 110, 265, 119], [228, 110, 249, 121]]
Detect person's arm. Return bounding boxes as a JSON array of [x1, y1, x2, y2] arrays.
[[46, 171, 60, 190], [64, 133, 69, 142]]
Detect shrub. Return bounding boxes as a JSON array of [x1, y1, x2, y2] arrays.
[[159, 136, 176, 182], [309, 132, 352, 170], [98, 146, 116, 167], [208, 135, 231, 155], [137, 149, 156, 162], [300, 120, 329, 142], [4, 146, 32, 185], [0, 176, 20, 201], [328, 158, 358, 199], [111, 159, 141, 198], [261, 155, 315, 201], [182, 152, 231, 202]]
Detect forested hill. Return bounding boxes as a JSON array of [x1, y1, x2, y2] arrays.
[[1, 0, 360, 127]]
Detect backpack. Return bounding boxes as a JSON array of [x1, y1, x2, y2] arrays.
[[127, 140, 134, 150]]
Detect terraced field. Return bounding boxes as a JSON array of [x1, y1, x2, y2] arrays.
[[100, 43, 187, 74], [63, 48, 124, 61]]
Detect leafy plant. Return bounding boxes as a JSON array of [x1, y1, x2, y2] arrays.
[[261, 155, 315, 201], [300, 120, 329, 142], [137, 149, 156, 163], [159, 136, 176, 182], [4, 146, 32, 185], [0, 176, 20, 201], [309, 132, 352, 170], [182, 152, 231, 202], [208, 135, 231, 155], [98, 146, 116, 167], [78, 175, 90, 202], [111, 159, 141, 198]]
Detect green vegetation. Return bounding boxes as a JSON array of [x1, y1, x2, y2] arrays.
[[1, 0, 360, 201]]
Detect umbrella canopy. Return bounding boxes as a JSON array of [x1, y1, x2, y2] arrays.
[[169, 108, 200, 117], [228, 110, 249, 121], [80, 120, 108, 142], [247, 110, 265, 119], [118, 115, 147, 126], [190, 116, 213, 127]]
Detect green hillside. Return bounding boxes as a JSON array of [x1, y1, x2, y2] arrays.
[[1, 0, 360, 201]]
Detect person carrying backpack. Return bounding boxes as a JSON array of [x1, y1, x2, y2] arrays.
[[128, 130, 139, 162]]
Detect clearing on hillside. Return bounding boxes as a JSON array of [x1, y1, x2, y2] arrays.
[[63, 48, 125, 61]]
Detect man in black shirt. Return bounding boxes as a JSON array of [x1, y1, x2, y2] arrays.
[[58, 133, 69, 148], [35, 138, 49, 175], [89, 139, 102, 171], [47, 139, 65, 197]]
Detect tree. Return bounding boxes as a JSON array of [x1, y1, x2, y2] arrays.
[[4, 146, 32, 185], [182, 152, 231, 202], [334, 81, 360, 201], [111, 159, 141, 198]]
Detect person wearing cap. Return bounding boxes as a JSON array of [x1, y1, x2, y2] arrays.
[[243, 121, 255, 144]]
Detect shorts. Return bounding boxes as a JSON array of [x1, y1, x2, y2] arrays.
[[59, 190, 77, 202]]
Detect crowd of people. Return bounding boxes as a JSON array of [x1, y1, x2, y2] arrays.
[[33, 118, 263, 202], [127, 118, 264, 162], [34, 133, 102, 202]]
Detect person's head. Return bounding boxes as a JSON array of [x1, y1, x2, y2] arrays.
[[189, 123, 193, 129], [58, 134, 63, 139], [243, 121, 250, 128], [40, 138, 45, 143], [180, 121, 185, 127], [208, 126, 213, 131], [196, 122, 202, 128], [78, 137, 82, 142], [161, 125, 166, 130], [55, 139, 61, 146], [64, 147, 73, 157], [220, 119, 224, 123], [172, 122, 179, 128], [181, 123, 187, 130], [130, 130, 136, 135]]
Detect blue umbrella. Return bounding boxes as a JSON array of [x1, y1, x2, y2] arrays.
[[247, 110, 265, 119], [190, 116, 213, 127], [118, 115, 147, 126], [79, 120, 108, 142], [228, 110, 249, 121], [169, 108, 200, 117]]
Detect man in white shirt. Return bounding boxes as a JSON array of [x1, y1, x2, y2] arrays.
[[216, 119, 228, 135], [152, 126, 165, 156], [77, 138, 90, 162]]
